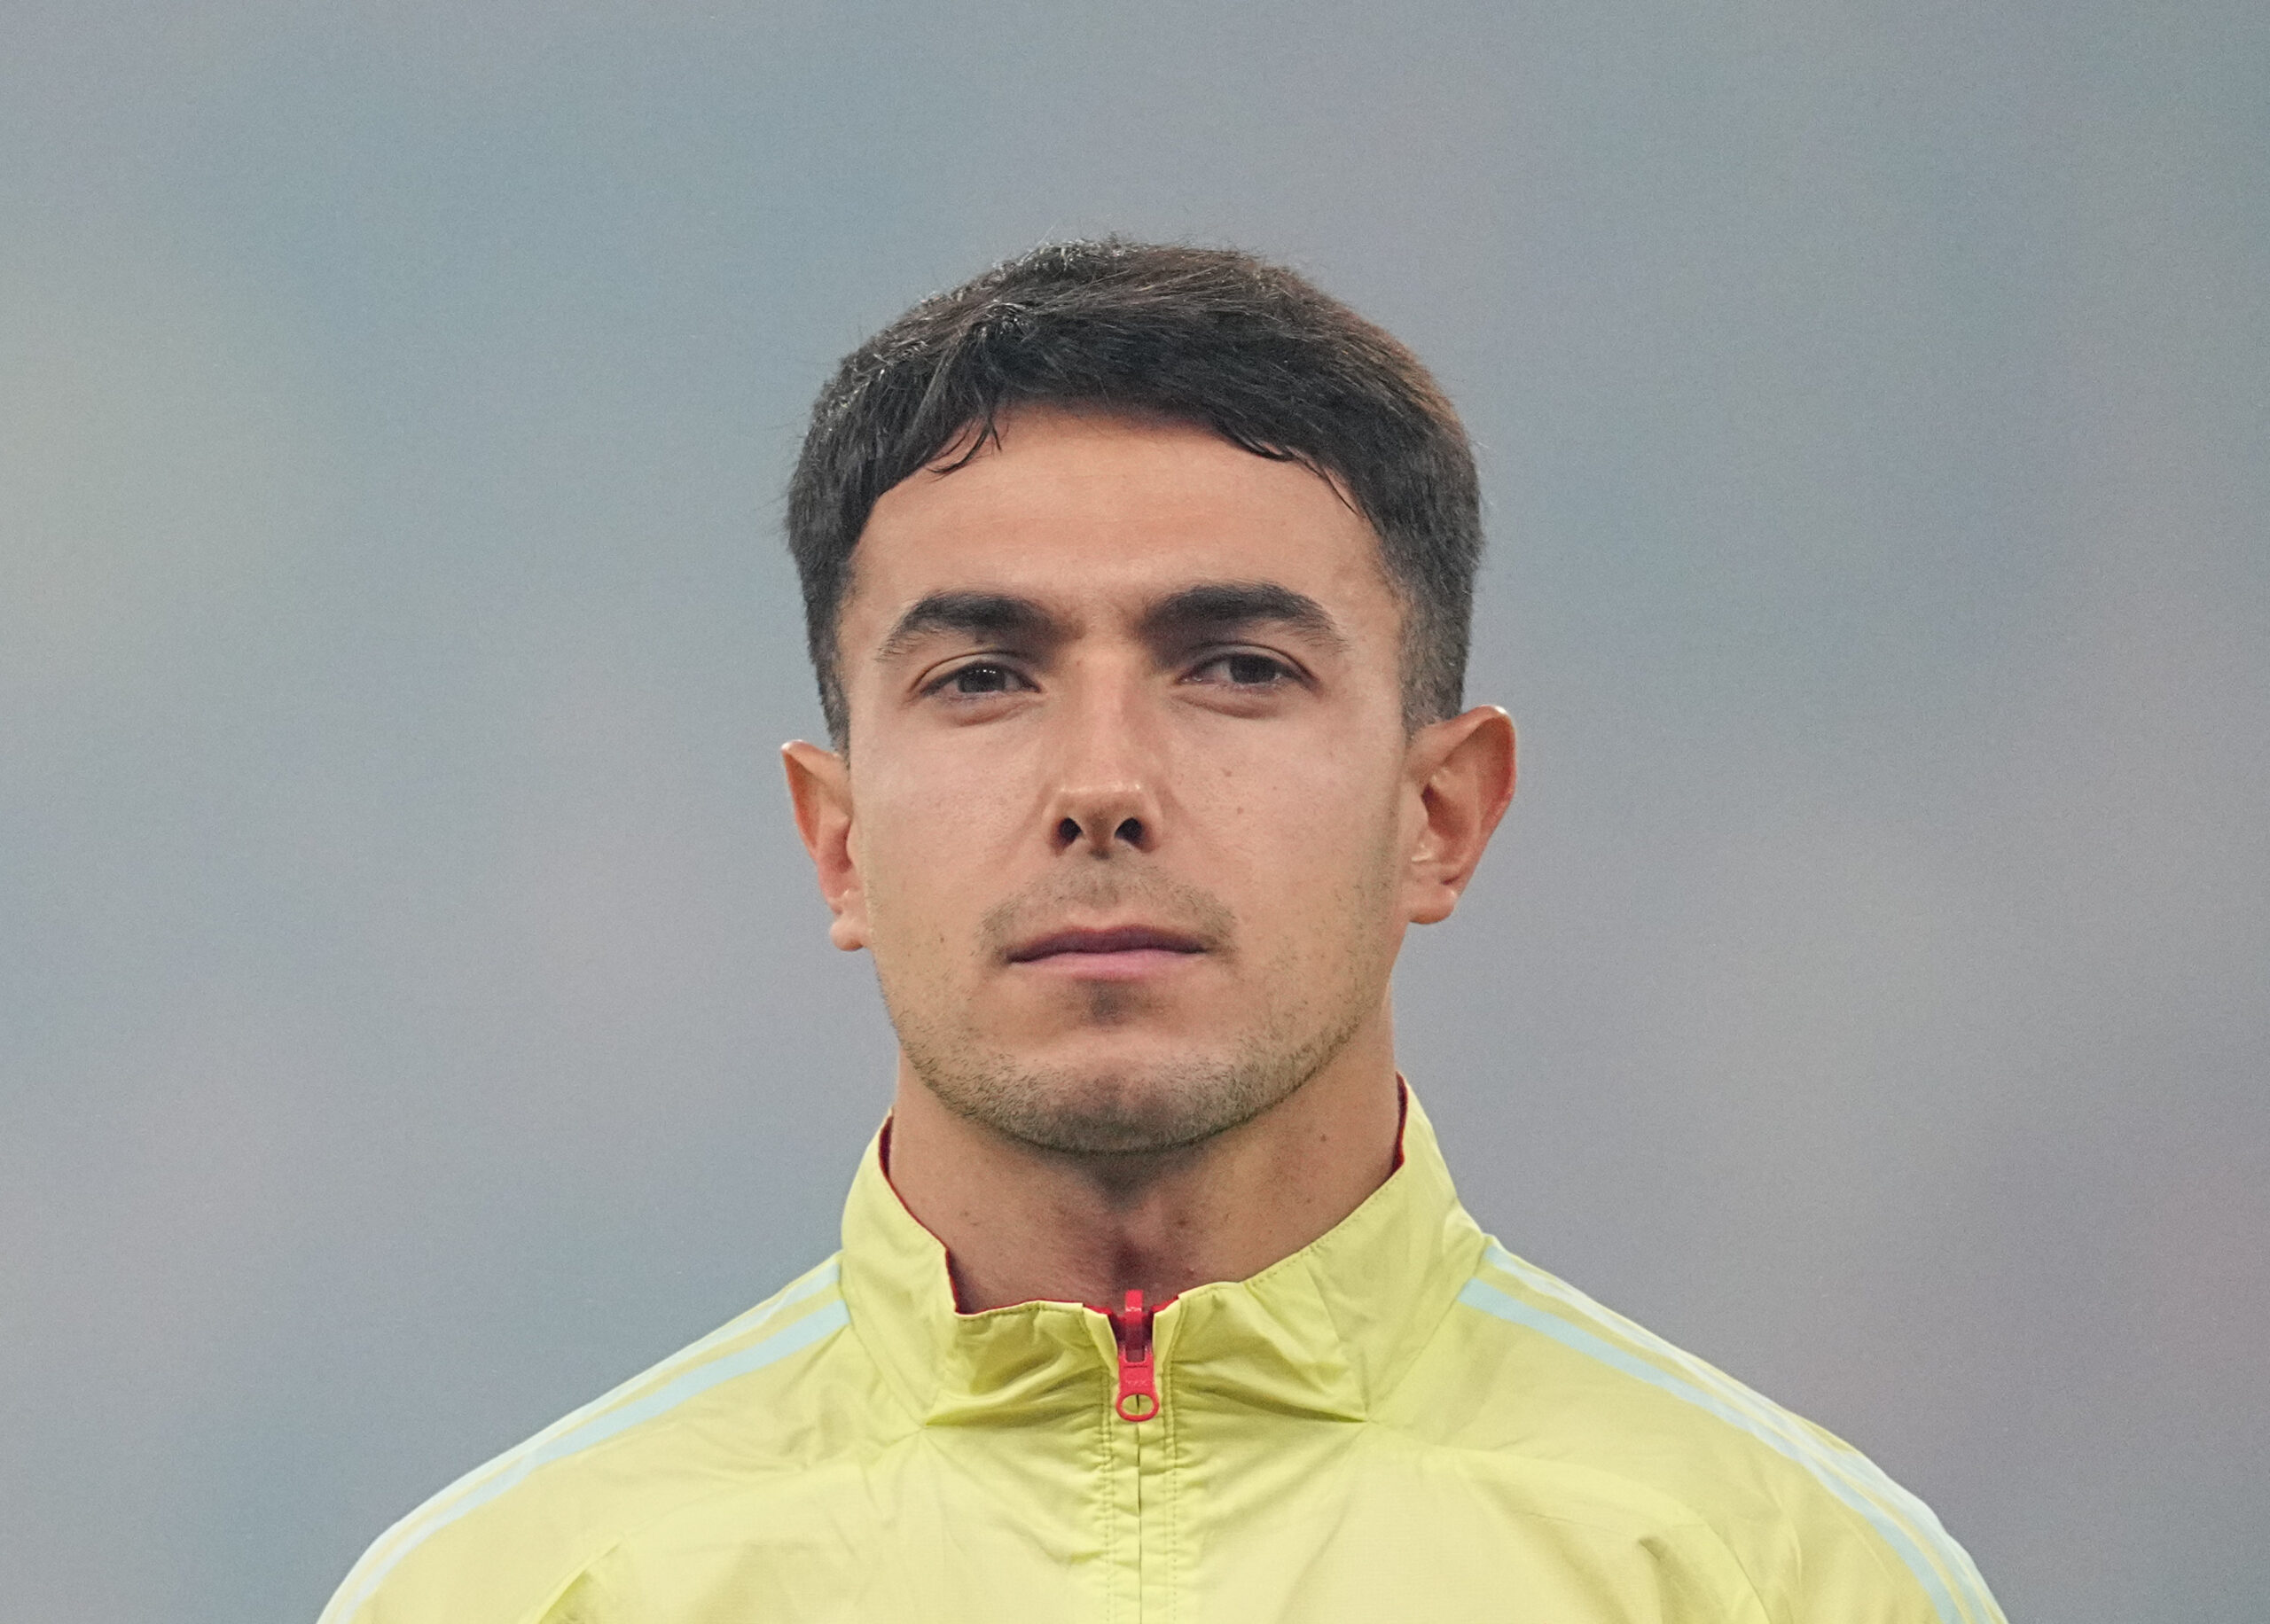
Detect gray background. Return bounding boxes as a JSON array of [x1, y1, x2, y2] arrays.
[[3, 3, 2264, 1620]]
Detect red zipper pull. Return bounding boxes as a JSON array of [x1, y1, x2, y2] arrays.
[[1110, 1289, 1160, 1423]]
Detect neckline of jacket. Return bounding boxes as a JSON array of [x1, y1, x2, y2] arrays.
[[834, 1083, 1488, 1428]]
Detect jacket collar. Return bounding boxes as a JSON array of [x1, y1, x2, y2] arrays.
[[838, 1087, 1486, 1427]]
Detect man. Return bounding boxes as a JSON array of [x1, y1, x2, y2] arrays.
[[323, 240, 2004, 1623]]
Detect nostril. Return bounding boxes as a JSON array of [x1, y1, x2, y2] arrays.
[[1115, 817, 1145, 847], [1057, 817, 1083, 847]]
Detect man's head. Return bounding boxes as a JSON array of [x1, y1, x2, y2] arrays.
[[782, 242, 1513, 1161]]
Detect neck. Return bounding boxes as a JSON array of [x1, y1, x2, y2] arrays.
[[881, 1012, 1404, 1313]]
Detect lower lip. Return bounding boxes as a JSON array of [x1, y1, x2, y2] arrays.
[[1014, 949, 1202, 981]]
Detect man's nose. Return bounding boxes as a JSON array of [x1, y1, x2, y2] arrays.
[[1049, 787, 1156, 855], [1043, 683, 1163, 856]]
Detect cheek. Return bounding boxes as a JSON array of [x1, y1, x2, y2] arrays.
[[851, 760, 1022, 947], [1196, 746, 1404, 924]]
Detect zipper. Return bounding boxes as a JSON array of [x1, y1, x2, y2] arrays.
[[1108, 1289, 1161, 1423]]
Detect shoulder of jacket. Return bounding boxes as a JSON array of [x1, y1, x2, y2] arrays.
[[1426, 1240, 2005, 1624], [317, 1253, 862, 1624]]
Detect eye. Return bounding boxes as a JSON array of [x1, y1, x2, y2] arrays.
[[927, 660, 1033, 698], [1187, 651, 1296, 689]]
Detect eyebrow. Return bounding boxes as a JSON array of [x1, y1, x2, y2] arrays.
[[873, 591, 1067, 663], [1137, 582, 1350, 652], [871, 580, 1350, 667]]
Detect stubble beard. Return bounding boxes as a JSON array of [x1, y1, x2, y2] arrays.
[[878, 859, 1397, 1159]]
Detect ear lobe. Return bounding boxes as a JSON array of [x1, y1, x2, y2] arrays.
[[1404, 706, 1516, 926], [781, 741, 870, 950]]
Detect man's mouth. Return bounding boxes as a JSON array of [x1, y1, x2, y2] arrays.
[[1005, 925, 1209, 978]]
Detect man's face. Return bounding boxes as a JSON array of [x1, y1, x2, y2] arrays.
[[799, 407, 1443, 1156]]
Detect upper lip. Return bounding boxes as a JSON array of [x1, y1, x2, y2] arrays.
[[1005, 925, 1209, 963]]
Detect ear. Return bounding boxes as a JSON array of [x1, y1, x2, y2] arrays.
[[782, 740, 870, 951], [1398, 706, 1517, 926]]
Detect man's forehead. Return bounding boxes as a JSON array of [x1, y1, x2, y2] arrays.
[[843, 414, 1389, 640]]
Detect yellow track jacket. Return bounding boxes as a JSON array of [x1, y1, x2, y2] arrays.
[[322, 1095, 2004, 1623]]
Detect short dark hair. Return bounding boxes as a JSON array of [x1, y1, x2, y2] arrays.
[[786, 238, 1483, 745]]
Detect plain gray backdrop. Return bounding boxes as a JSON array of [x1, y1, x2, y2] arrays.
[[4, 3, 2265, 1620]]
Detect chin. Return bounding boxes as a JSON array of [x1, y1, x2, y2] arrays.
[[908, 1029, 1331, 1159]]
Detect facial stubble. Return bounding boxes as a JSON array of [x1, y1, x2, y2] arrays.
[[876, 845, 1402, 1160]]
